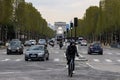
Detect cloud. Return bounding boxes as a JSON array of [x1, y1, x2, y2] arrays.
[[25, 0, 100, 24]]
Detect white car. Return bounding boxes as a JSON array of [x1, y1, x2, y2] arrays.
[[29, 40, 36, 45], [81, 40, 87, 46], [38, 39, 47, 45]]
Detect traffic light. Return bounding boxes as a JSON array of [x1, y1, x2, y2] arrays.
[[74, 17, 78, 27], [70, 22, 73, 28]]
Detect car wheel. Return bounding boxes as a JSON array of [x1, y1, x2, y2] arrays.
[[88, 52, 91, 55], [42, 56, 46, 61], [99, 52, 103, 55], [25, 58, 28, 61], [7, 52, 10, 55], [20, 52, 23, 55], [46, 56, 49, 60]]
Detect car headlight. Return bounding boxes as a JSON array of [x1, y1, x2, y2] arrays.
[[8, 47, 11, 50], [17, 47, 19, 50], [38, 52, 44, 55]]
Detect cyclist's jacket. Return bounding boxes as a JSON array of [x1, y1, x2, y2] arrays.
[[66, 44, 78, 58]]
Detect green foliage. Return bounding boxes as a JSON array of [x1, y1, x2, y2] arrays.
[[0, 0, 55, 41], [77, 0, 120, 42]]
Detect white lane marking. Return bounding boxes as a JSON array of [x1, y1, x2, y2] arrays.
[[54, 58, 60, 62], [55, 51, 59, 54], [1, 59, 10, 61], [93, 59, 100, 62], [79, 52, 84, 57], [107, 53, 113, 55], [64, 53, 66, 57], [117, 60, 120, 62], [116, 53, 120, 55], [3, 52, 6, 54], [0, 72, 16, 74], [105, 59, 112, 62], [86, 63, 94, 68], [15, 59, 22, 61]]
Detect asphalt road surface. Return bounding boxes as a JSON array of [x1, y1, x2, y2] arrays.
[[0, 44, 120, 80]]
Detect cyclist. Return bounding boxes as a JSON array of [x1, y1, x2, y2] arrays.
[[59, 40, 63, 49], [66, 41, 79, 73]]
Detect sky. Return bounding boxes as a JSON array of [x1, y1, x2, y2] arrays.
[[25, 0, 100, 25]]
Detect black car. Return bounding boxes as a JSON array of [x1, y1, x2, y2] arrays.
[[88, 42, 103, 55], [7, 41, 24, 55], [0, 40, 4, 45], [25, 45, 49, 61], [49, 40, 54, 47], [24, 40, 32, 46]]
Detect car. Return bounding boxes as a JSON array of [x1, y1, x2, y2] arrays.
[[11, 39, 20, 41], [88, 42, 103, 55], [38, 39, 47, 47], [81, 40, 87, 46], [7, 40, 24, 55], [24, 40, 32, 46], [49, 40, 54, 47], [29, 40, 36, 45], [38, 39, 47, 45], [78, 37, 84, 44], [0, 40, 4, 45], [25, 45, 49, 61]]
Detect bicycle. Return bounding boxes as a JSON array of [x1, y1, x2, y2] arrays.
[[68, 58, 74, 77]]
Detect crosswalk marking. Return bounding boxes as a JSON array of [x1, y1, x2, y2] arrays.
[[116, 53, 120, 55], [117, 60, 120, 62], [105, 59, 112, 62], [107, 53, 113, 55], [54, 58, 60, 62], [2, 59, 10, 61], [0, 58, 120, 63], [0, 59, 22, 62], [15, 59, 22, 61], [55, 51, 59, 54], [93, 59, 100, 62]]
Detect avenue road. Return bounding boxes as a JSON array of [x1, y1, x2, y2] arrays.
[[0, 44, 120, 80]]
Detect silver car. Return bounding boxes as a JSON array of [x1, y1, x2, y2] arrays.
[[25, 45, 49, 61]]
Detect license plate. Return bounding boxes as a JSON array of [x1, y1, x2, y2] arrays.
[[30, 55, 36, 57], [12, 50, 16, 52], [95, 51, 99, 52]]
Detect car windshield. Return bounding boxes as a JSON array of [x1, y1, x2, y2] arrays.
[[93, 43, 101, 47], [39, 39, 46, 43], [9, 41, 21, 47], [28, 45, 44, 51], [25, 41, 31, 43]]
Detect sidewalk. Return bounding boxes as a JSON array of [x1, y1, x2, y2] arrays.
[[102, 44, 111, 48], [102, 44, 120, 50], [0, 46, 6, 49]]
